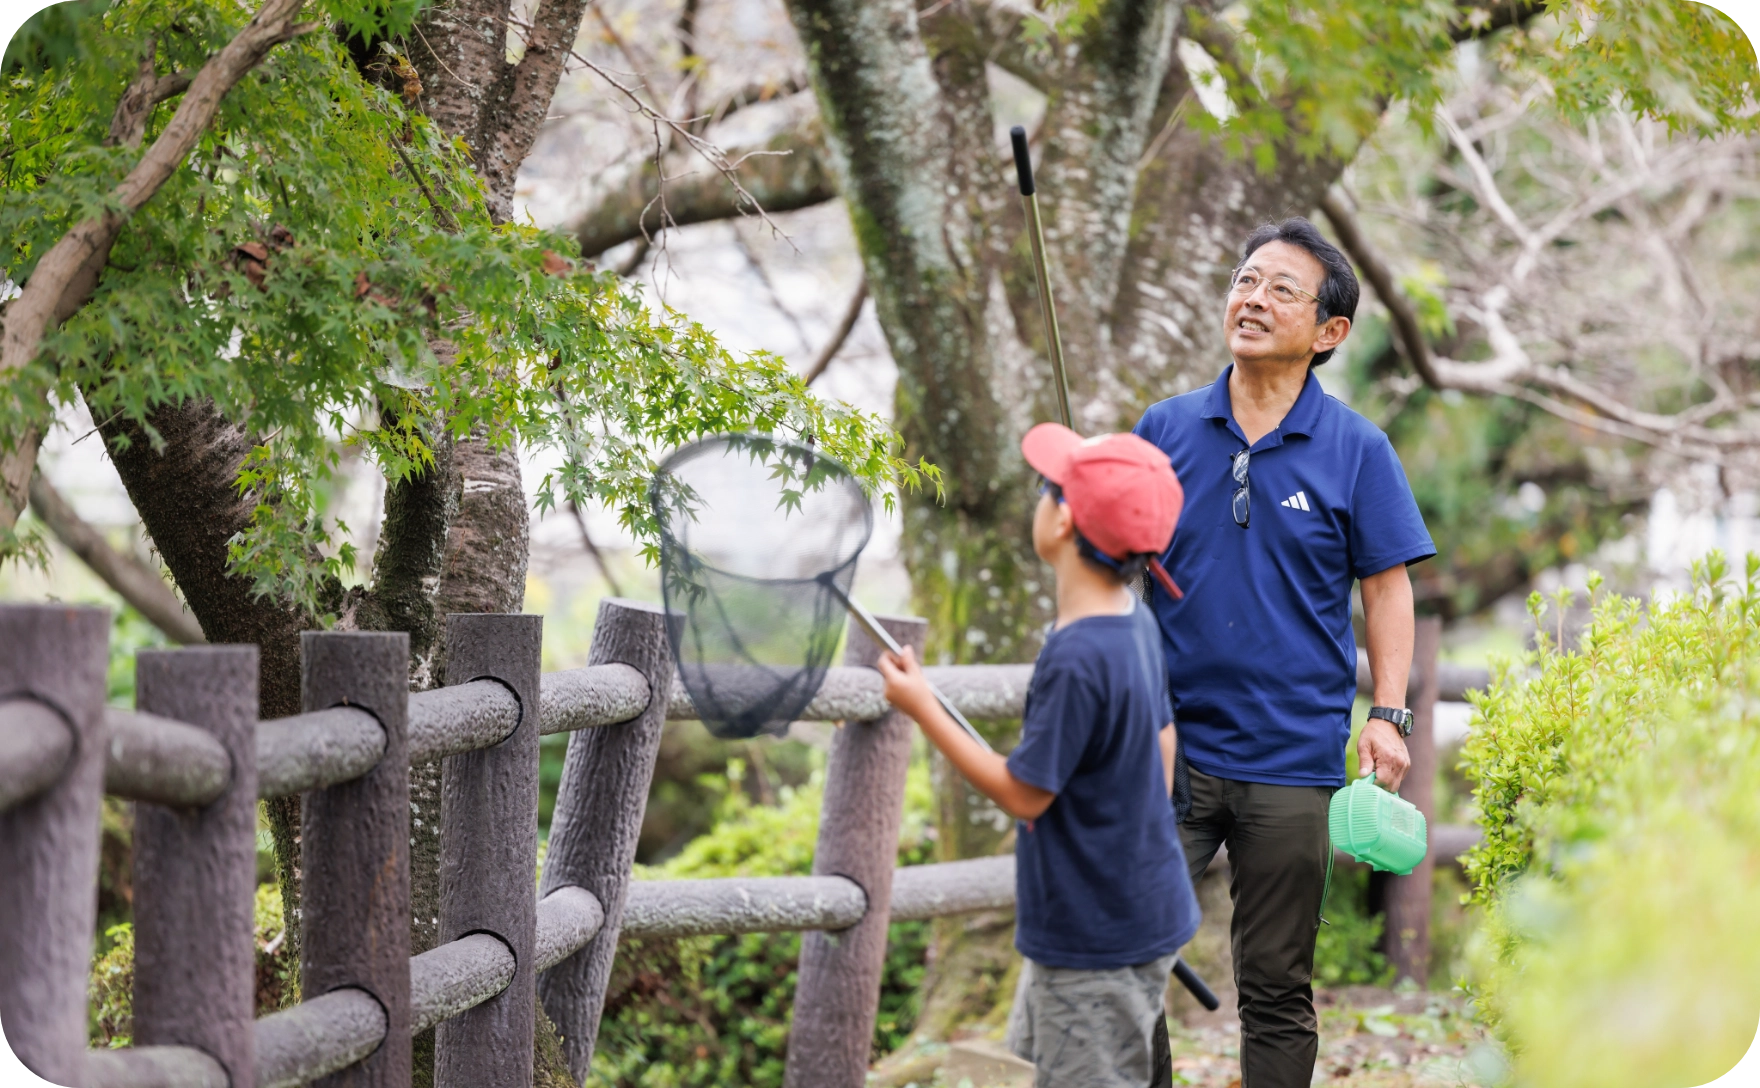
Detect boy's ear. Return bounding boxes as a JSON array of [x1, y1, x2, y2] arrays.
[[1051, 498, 1077, 540]]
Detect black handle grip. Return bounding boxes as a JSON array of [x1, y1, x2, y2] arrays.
[[1010, 125, 1035, 195], [1173, 957, 1221, 1011]]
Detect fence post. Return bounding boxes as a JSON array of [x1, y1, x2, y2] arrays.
[[133, 645, 261, 1087], [435, 614, 543, 1088], [300, 632, 411, 1087], [1386, 615, 1441, 984], [0, 604, 109, 1083], [537, 598, 671, 1081], [783, 614, 925, 1088]]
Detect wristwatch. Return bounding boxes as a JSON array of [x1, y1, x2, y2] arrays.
[[1368, 706, 1414, 737]]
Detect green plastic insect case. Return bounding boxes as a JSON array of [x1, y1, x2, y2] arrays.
[[1328, 774, 1428, 875]]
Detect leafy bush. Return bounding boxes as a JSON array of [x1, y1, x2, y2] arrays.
[[591, 757, 937, 1087], [1313, 865, 1392, 988], [1460, 554, 1760, 1087], [89, 922, 134, 1047]]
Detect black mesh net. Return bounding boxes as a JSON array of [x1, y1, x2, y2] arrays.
[[650, 434, 874, 738]]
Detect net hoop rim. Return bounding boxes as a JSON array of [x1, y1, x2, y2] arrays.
[[648, 432, 876, 577]]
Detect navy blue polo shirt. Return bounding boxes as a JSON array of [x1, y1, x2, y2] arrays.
[[1006, 599, 1200, 970], [1132, 366, 1435, 788]]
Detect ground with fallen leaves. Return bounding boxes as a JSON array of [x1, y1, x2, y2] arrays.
[[1166, 985, 1502, 1088], [876, 984, 1505, 1088]]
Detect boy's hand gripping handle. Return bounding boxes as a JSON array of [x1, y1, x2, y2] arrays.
[[821, 576, 994, 752]]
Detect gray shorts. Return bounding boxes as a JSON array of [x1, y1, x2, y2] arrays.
[[1004, 952, 1177, 1088]]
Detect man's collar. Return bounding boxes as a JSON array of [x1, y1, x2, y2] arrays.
[[1281, 369, 1325, 437], [1199, 366, 1234, 420], [1198, 364, 1326, 438]]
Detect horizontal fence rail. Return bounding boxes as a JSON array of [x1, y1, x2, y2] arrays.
[[76, 858, 1084, 1088], [0, 697, 73, 812], [74, 657, 1492, 813], [70, 840, 1491, 1087]]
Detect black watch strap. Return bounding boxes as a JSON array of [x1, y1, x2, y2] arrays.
[[1368, 705, 1414, 737]]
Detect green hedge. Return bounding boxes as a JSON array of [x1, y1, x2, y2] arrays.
[[1461, 555, 1760, 1087]]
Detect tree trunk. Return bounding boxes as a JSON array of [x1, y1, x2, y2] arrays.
[[398, 0, 583, 1075], [99, 399, 318, 951]]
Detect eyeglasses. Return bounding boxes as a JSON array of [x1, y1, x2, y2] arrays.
[[1228, 269, 1320, 309], [1231, 449, 1251, 528], [1038, 478, 1065, 503]]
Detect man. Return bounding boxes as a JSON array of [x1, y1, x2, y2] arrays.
[[1132, 217, 1435, 1088]]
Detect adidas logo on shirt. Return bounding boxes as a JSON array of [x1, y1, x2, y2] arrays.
[[1280, 490, 1312, 512]]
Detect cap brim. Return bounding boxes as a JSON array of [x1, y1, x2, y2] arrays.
[[1020, 422, 1084, 484]]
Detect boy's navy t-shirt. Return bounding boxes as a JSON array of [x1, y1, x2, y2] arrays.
[[1006, 599, 1201, 970]]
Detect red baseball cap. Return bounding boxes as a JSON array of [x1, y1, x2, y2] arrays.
[[1021, 423, 1185, 599]]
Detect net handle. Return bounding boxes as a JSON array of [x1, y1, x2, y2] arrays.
[[821, 578, 995, 752]]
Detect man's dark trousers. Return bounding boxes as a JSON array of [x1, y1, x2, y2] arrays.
[[1179, 766, 1334, 1088]]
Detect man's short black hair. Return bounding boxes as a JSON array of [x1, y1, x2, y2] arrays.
[[1236, 217, 1359, 367]]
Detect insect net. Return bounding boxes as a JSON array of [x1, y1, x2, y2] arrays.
[[650, 434, 874, 738]]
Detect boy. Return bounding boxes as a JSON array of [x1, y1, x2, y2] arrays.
[[876, 423, 1201, 1088]]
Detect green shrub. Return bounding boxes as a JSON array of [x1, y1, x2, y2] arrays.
[[591, 757, 937, 1087], [1460, 554, 1760, 1087], [89, 922, 134, 1047], [1313, 865, 1392, 988]]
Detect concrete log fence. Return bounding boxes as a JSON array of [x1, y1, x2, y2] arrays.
[[0, 598, 1488, 1087]]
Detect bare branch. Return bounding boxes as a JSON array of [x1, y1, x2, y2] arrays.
[[1449, 0, 1546, 41], [1, 0, 317, 533], [567, 500, 624, 597], [504, 10, 829, 259], [550, 29, 806, 251], [28, 471, 206, 644], [805, 276, 868, 387], [704, 75, 809, 130], [1438, 107, 1535, 248], [1320, 187, 1760, 455], [734, 229, 813, 350], [612, 235, 652, 277], [565, 116, 834, 257], [1318, 191, 1443, 389]]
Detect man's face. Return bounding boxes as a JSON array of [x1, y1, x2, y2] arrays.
[[1223, 240, 1348, 368]]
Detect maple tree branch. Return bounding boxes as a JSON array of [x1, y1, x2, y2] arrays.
[[1, 0, 318, 533]]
